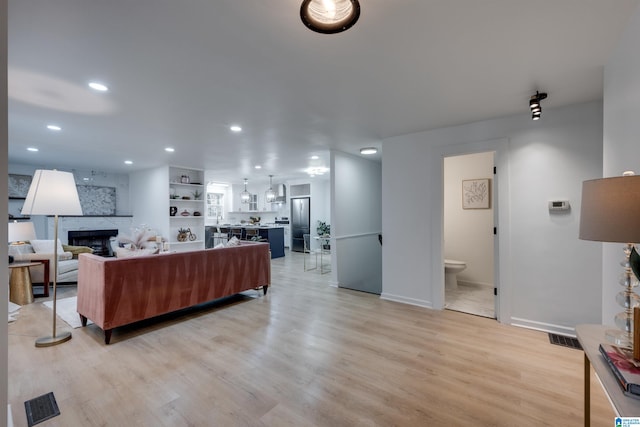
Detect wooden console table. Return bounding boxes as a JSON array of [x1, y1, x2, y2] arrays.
[[576, 324, 640, 426]]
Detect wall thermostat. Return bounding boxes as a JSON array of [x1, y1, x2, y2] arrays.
[[548, 200, 570, 211]]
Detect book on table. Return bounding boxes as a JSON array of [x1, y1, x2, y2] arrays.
[[599, 343, 640, 399]]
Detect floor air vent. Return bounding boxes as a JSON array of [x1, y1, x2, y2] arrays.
[[24, 392, 60, 426], [548, 333, 582, 350]]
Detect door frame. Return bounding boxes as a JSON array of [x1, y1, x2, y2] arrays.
[[431, 138, 511, 323]]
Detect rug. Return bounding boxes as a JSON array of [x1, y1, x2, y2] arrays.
[[43, 296, 92, 328], [8, 301, 21, 323]]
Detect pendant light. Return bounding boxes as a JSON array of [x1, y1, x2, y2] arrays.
[[300, 0, 360, 34], [265, 175, 276, 203], [240, 178, 251, 204]]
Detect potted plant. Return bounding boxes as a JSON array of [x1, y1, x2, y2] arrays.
[[316, 220, 330, 250], [192, 189, 202, 200]]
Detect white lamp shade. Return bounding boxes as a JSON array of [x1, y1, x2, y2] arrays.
[[21, 170, 83, 216], [8, 221, 37, 243]]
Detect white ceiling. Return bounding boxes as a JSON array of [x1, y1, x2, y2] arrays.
[[8, 0, 640, 185]]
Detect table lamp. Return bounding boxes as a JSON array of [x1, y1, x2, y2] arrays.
[[8, 221, 37, 245], [21, 170, 83, 347], [579, 173, 640, 348]]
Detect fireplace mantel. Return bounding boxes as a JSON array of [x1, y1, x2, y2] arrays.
[[45, 216, 133, 244]]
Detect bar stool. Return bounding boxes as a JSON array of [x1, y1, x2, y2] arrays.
[[230, 227, 243, 240], [244, 228, 259, 241]]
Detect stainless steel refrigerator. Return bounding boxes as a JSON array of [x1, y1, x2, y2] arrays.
[[291, 197, 310, 252]]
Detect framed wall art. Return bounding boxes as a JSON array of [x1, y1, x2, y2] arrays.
[[462, 178, 490, 209], [8, 174, 32, 199]]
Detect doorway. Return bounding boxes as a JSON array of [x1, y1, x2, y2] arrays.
[[443, 151, 495, 318]]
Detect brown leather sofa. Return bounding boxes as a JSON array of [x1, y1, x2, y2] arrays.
[[77, 242, 271, 344]]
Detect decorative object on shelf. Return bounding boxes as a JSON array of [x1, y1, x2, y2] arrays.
[[180, 209, 190, 216], [21, 169, 83, 347], [170, 206, 177, 216], [300, 0, 360, 34], [240, 178, 251, 204], [181, 196, 191, 200], [265, 175, 276, 203], [193, 211, 202, 216], [180, 174, 190, 184], [177, 228, 189, 242], [579, 173, 640, 348], [177, 228, 196, 242], [192, 189, 202, 200]]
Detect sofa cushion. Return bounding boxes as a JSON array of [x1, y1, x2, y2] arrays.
[[31, 239, 64, 254], [58, 259, 79, 275]]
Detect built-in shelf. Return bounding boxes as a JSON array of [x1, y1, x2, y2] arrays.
[[229, 211, 278, 214]]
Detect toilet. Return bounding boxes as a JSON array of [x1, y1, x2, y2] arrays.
[[444, 259, 467, 290]]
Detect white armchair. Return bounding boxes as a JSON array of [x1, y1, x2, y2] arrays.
[[8, 239, 90, 285]]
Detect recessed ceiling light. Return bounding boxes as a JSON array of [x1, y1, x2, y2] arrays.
[[360, 147, 378, 155], [230, 125, 242, 132], [165, 147, 175, 152], [88, 81, 109, 92], [27, 147, 39, 152], [254, 165, 262, 169], [124, 160, 133, 165], [46, 124, 61, 131], [310, 155, 319, 160]]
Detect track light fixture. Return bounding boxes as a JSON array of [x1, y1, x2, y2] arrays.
[[529, 91, 548, 121]]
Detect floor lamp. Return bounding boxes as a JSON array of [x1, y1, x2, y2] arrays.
[[21, 170, 83, 347], [579, 173, 640, 348]]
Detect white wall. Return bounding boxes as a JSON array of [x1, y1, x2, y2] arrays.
[[603, 4, 640, 327], [383, 101, 603, 334], [332, 151, 382, 293], [129, 166, 170, 237], [444, 152, 494, 286]]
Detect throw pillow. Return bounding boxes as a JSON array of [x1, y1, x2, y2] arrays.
[[115, 248, 159, 258], [62, 244, 95, 259], [213, 242, 226, 249], [226, 236, 240, 247], [30, 239, 64, 255]]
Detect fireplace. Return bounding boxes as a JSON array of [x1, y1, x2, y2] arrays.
[[68, 229, 118, 257]]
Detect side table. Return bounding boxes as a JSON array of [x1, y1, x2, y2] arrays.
[[8, 261, 42, 305], [576, 324, 640, 426]]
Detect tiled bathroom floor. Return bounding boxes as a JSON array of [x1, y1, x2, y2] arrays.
[[445, 282, 495, 318]]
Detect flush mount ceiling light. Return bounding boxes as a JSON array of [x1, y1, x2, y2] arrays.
[[88, 81, 109, 92], [360, 147, 378, 155], [529, 91, 548, 121], [300, 0, 360, 34], [46, 124, 61, 131], [265, 175, 276, 203], [230, 125, 242, 132], [240, 178, 251, 204]]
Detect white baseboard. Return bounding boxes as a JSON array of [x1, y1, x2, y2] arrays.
[[380, 293, 433, 309], [510, 316, 576, 337], [8, 404, 13, 427]]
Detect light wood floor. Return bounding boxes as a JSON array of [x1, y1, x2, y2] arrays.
[[9, 251, 614, 426]]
